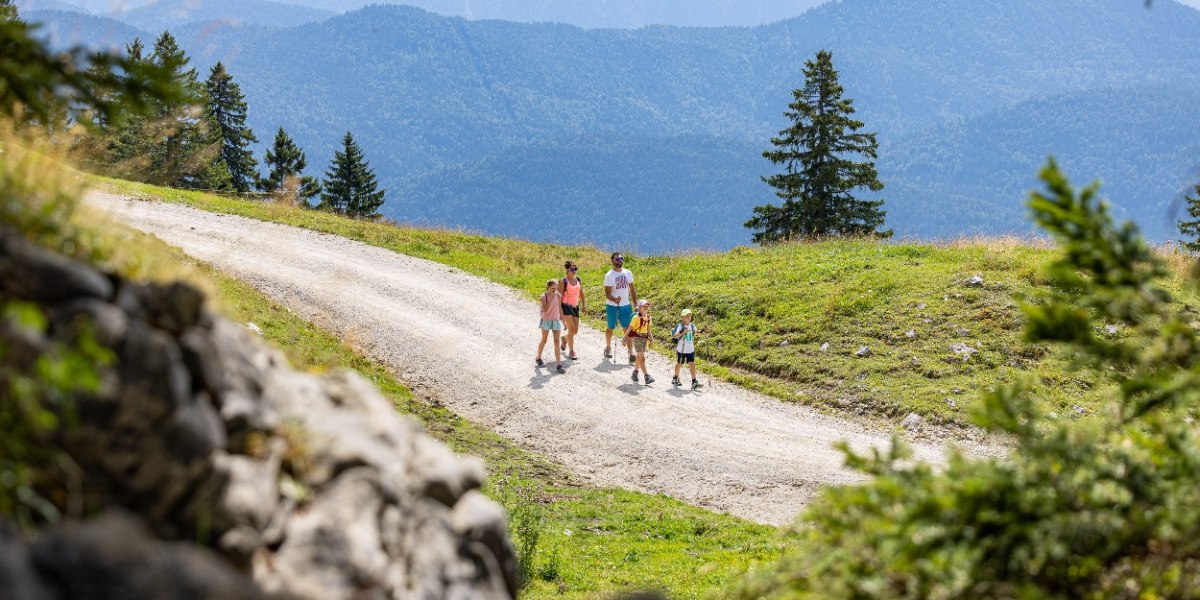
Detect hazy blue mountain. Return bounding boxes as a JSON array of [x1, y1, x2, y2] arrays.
[[14, 0, 89, 13], [390, 134, 768, 252], [179, 0, 1200, 170], [27, 0, 152, 12], [25, 9, 144, 51], [29, 0, 1200, 250], [23, 0, 1200, 27], [279, 0, 1200, 27], [114, 0, 334, 30], [355, 0, 828, 28], [391, 86, 1200, 252], [881, 86, 1200, 242], [236, 0, 829, 27]]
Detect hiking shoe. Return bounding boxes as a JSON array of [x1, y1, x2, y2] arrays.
[[569, 353, 578, 360], [644, 374, 655, 385], [556, 364, 566, 374], [628, 354, 636, 365], [692, 379, 702, 390], [672, 376, 681, 387], [560, 338, 567, 351], [604, 347, 612, 359], [631, 371, 639, 383], [535, 358, 545, 367]]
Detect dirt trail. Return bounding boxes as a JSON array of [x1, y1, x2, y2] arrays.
[[91, 193, 989, 525]]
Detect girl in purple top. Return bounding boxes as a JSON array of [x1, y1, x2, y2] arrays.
[[535, 279, 565, 373]]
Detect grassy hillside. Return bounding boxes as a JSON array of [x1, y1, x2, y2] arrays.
[[99, 178, 1200, 428]]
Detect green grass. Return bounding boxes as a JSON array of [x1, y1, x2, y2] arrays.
[[85, 213, 783, 599], [96, 177, 1200, 427]]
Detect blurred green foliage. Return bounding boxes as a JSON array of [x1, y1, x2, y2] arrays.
[[0, 301, 113, 528], [0, 2, 179, 128]]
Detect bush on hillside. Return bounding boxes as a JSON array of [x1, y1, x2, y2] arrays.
[[729, 159, 1200, 599]]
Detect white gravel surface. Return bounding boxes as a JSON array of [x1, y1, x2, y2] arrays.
[[91, 192, 988, 525]]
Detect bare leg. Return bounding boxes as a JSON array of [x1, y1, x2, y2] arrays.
[[605, 328, 613, 353], [674, 359, 682, 378], [552, 329, 562, 364], [536, 329, 548, 361], [569, 316, 580, 354], [689, 362, 698, 380]]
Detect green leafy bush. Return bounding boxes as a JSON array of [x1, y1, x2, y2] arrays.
[[0, 300, 112, 527], [730, 159, 1200, 599]]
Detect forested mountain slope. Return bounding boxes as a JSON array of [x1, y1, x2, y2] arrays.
[[29, 0, 1200, 250]]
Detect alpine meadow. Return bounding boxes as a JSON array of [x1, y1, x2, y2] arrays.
[[5, 0, 1200, 599]]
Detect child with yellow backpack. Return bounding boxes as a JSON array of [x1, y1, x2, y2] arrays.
[[624, 299, 654, 385]]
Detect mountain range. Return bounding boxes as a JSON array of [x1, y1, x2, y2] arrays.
[[19, 0, 833, 29], [24, 0, 1200, 252]]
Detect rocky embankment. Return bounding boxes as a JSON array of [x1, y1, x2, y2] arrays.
[[0, 226, 516, 599]]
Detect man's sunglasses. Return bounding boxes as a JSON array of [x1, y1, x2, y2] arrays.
[[614, 257, 624, 262]]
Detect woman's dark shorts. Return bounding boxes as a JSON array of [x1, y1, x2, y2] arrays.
[[676, 352, 695, 364], [561, 304, 581, 318]]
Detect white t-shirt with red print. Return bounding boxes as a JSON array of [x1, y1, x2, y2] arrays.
[[603, 268, 634, 306]]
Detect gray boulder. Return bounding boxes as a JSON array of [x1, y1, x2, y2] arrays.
[[0, 226, 515, 599], [0, 511, 269, 600]]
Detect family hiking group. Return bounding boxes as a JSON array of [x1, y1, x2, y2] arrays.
[[535, 252, 705, 390]]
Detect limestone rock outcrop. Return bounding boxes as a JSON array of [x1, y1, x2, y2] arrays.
[[0, 226, 516, 599]]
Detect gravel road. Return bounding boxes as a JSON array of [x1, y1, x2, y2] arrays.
[[91, 192, 983, 525]]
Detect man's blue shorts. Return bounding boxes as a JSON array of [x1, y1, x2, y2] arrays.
[[606, 304, 633, 330]]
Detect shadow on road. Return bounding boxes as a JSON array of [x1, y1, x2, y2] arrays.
[[528, 369, 554, 389], [593, 360, 629, 374]]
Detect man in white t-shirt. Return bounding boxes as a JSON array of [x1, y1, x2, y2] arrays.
[[603, 251, 638, 362]]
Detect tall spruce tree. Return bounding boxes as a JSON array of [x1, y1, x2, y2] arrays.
[[262, 127, 321, 206], [147, 31, 220, 189], [1178, 180, 1200, 252], [204, 62, 258, 193], [320, 131, 385, 219], [746, 49, 887, 243]]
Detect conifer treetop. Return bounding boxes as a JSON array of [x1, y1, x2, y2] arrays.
[[320, 131, 385, 219], [746, 49, 887, 243]]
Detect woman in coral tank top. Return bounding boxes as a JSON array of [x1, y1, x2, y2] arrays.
[[558, 260, 586, 360]]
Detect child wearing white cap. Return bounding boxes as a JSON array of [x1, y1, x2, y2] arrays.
[[672, 309, 702, 390]]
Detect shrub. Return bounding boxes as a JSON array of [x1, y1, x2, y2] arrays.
[[491, 476, 547, 590]]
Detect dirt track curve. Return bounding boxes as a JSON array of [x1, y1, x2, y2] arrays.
[[92, 192, 988, 525]]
